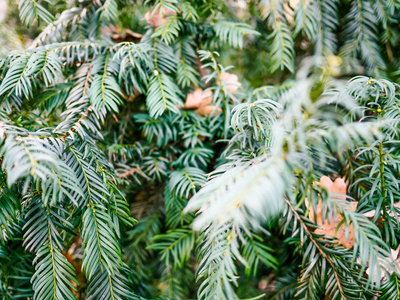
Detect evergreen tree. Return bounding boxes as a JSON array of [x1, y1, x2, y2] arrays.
[[1, 0, 400, 299]]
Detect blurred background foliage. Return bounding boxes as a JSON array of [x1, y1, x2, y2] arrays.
[[3, 0, 400, 85]]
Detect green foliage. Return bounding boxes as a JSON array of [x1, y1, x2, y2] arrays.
[[259, 0, 295, 72], [214, 21, 260, 49], [147, 72, 183, 118], [340, 0, 386, 72], [18, 0, 54, 27], [148, 227, 195, 269], [1, 0, 400, 299], [32, 244, 77, 300]]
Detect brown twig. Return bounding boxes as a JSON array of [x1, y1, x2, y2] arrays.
[[118, 167, 138, 178], [110, 167, 138, 182]]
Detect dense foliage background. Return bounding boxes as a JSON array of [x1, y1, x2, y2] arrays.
[[2, 0, 400, 299]]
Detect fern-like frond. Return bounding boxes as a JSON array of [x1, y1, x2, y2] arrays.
[[18, 0, 54, 27], [196, 222, 243, 300], [30, 7, 83, 47], [293, 0, 317, 39], [242, 234, 277, 276], [146, 72, 183, 118], [214, 21, 259, 49], [114, 42, 154, 94], [259, 0, 295, 72], [134, 113, 177, 146], [26, 50, 62, 86], [89, 74, 123, 112], [0, 54, 31, 100], [1, 136, 84, 206], [55, 64, 101, 139], [148, 227, 195, 268], [341, 0, 386, 72], [85, 265, 138, 300], [176, 60, 199, 88], [63, 141, 136, 297], [81, 203, 122, 277], [168, 167, 206, 199], [180, 1, 198, 21], [152, 16, 180, 45], [173, 147, 214, 169], [23, 196, 78, 300], [97, 0, 118, 22], [143, 154, 169, 181], [0, 185, 20, 243], [153, 39, 177, 74], [231, 99, 281, 140], [150, 0, 179, 14], [380, 274, 400, 300], [37, 83, 72, 116], [311, 0, 339, 57], [31, 244, 78, 300], [185, 158, 288, 231]]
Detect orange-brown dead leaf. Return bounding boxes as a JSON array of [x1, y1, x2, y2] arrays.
[[184, 88, 212, 109], [308, 176, 356, 248], [184, 88, 221, 116], [217, 72, 242, 94], [144, 7, 176, 28], [109, 24, 143, 43], [195, 105, 222, 116]]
